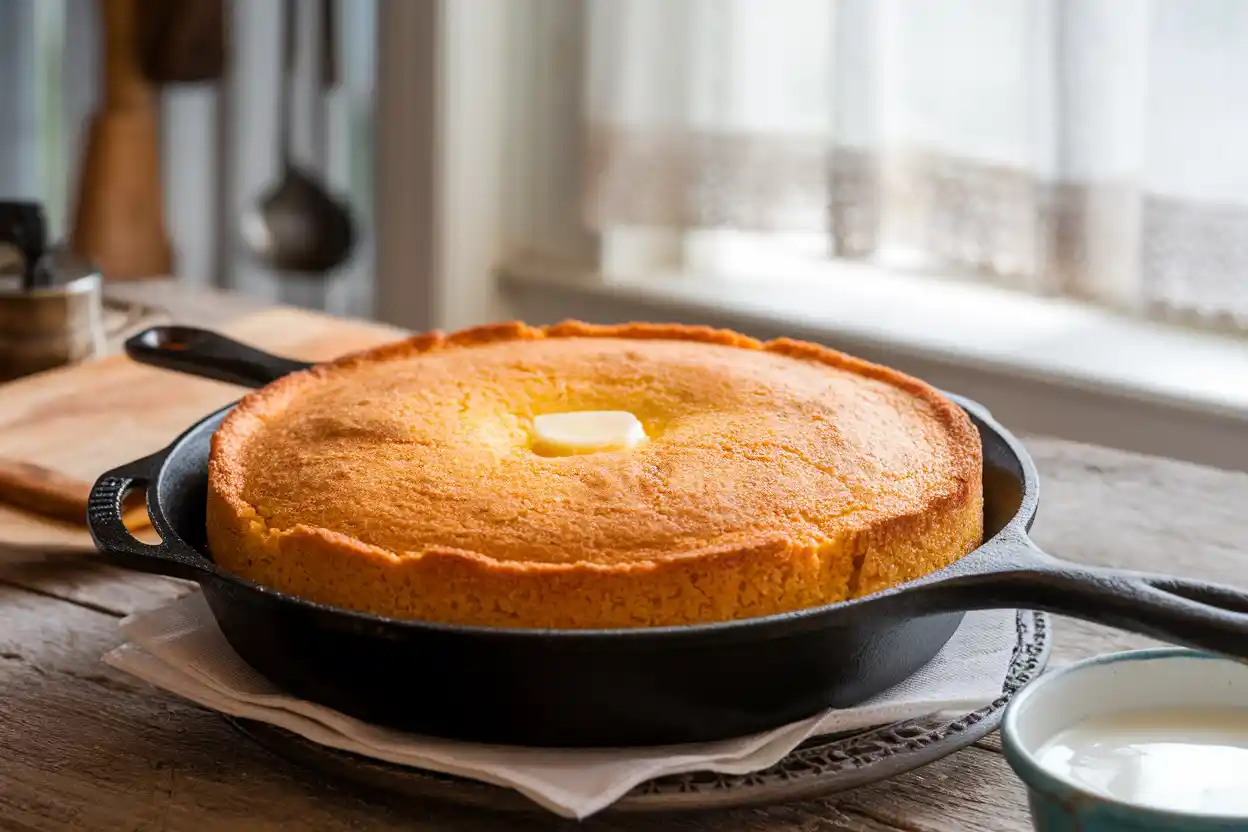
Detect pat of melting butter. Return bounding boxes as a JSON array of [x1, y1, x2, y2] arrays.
[[532, 410, 647, 456]]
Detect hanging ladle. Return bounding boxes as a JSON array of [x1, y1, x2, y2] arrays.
[[241, 0, 354, 275]]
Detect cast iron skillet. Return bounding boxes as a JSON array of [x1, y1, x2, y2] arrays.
[[89, 325, 1248, 749]]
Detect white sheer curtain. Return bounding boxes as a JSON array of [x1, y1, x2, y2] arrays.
[[586, 0, 1248, 328]]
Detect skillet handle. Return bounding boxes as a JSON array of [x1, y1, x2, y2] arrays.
[[87, 450, 217, 582], [902, 531, 1248, 660], [125, 326, 313, 388]]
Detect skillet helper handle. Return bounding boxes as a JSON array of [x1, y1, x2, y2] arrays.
[[903, 532, 1248, 660], [87, 450, 213, 582], [125, 325, 313, 388]]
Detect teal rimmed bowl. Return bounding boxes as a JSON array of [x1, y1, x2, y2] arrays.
[[1002, 648, 1248, 831]]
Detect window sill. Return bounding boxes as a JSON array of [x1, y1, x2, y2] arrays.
[[498, 253, 1248, 472]]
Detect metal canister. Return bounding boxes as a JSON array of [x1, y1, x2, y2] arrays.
[[0, 201, 107, 382]]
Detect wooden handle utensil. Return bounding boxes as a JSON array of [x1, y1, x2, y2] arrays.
[[0, 457, 150, 531], [68, 0, 175, 281]]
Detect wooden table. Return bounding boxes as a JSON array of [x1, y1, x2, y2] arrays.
[[3, 283, 1247, 831]]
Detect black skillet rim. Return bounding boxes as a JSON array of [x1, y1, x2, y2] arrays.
[[135, 391, 1038, 643]]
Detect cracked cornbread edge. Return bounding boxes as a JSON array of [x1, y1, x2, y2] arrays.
[[205, 320, 984, 629]]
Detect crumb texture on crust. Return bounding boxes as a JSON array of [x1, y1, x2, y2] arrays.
[[206, 321, 983, 628]]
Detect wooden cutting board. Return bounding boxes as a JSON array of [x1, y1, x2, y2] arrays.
[[0, 307, 404, 551]]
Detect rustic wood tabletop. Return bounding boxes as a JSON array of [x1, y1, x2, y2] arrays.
[[2, 283, 1245, 831]]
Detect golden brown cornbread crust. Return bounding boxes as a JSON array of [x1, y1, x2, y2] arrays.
[[206, 321, 983, 629]]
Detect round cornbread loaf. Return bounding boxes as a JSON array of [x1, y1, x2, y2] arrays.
[[206, 321, 983, 629]]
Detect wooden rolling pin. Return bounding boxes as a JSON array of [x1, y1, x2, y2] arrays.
[[0, 457, 150, 531], [69, 0, 175, 281]]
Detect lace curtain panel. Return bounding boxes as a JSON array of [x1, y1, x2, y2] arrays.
[[585, 0, 1248, 327]]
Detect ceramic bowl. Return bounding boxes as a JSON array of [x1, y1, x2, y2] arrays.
[[1002, 648, 1248, 832]]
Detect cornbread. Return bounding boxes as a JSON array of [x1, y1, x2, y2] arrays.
[[206, 321, 983, 629]]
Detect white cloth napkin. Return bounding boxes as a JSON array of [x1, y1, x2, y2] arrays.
[[104, 592, 1016, 819]]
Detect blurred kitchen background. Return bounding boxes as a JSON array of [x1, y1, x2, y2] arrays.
[[4, 0, 1248, 469], [0, 0, 377, 314]]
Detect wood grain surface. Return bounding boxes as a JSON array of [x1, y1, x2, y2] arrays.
[[1, 283, 1243, 831], [0, 302, 401, 552]]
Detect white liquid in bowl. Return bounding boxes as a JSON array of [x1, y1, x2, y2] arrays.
[[1035, 706, 1248, 815]]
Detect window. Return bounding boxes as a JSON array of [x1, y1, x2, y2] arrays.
[[584, 0, 1248, 330], [372, 0, 1248, 469]]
